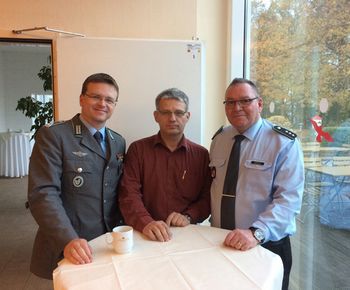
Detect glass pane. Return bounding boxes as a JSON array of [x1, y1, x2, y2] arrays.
[[0, 40, 53, 135], [248, 0, 350, 289]]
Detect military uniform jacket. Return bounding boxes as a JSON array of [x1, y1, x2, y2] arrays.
[[28, 114, 125, 279]]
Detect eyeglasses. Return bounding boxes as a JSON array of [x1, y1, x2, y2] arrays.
[[157, 110, 187, 118], [84, 93, 117, 106], [223, 97, 258, 107]]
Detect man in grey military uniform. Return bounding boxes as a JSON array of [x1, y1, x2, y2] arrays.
[[28, 73, 125, 279]]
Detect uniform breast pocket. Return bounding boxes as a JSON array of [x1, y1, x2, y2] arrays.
[[62, 159, 94, 194], [244, 159, 273, 184]]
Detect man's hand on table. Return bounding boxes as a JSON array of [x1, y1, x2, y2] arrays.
[[142, 212, 190, 242], [63, 238, 93, 265], [224, 229, 259, 251], [142, 220, 172, 242], [166, 212, 191, 227]]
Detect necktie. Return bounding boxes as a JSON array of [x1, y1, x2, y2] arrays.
[[221, 134, 245, 230], [93, 131, 104, 153]]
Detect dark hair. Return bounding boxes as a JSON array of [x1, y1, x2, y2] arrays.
[[81, 73, 119, 99], [228, 78, 259, 97], [155, 88, 189, 111]]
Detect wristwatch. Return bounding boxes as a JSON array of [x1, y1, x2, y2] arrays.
[[249, 227, 265, 244]]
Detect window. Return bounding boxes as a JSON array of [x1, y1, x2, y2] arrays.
[[30, 93, 53, 131], [231, 0, 350, 289], [32, 93, 53, 104]]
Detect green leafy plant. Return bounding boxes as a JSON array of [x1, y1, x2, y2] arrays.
[[37, 64, 52, 92], [16, 59, 53, 140]]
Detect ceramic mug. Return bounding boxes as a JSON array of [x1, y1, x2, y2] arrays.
[[106, 225, 133, 254]]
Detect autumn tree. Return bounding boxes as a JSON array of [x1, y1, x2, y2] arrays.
[[250, 0, 350, 133]]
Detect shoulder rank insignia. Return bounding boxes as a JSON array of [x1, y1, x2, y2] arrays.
[[45, 120, 64, 128], [211, 125, 224, 140], [273, 125, 297, 140]]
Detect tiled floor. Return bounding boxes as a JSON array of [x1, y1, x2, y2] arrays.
[[0, 177, 53, 290]]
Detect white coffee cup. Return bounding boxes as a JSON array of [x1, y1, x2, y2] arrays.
[[106, 225, 133, 254]]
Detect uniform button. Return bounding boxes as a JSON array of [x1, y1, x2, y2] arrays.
[[103, 199, 107, 203], [104, 182, 108, 186], [106, 166, 109, 170]]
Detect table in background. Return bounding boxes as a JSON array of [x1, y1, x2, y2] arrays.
[[53, 225, 283, 290], [306, 166, 350, 229], [307, 166, 350, 177], [302, 145, 350, 157], [0, 132, 32, 177], [304, 156, 350, 167]]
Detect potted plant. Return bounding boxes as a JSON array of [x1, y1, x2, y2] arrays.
[[16, 60, 53, 140]]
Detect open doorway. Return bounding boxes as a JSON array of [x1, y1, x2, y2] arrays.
[[0, 39, 54, 289], [0, 38, 53, 178], [0, 38, 53, 133]]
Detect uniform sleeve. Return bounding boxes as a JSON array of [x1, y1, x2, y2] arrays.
[[28, 126, 78, 253], [252, 139, 305, 242], [118, 143, 154, 232]]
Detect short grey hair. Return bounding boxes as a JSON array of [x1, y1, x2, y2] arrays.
[[228, 78, 259, 97], [155, 88, 189, 111]]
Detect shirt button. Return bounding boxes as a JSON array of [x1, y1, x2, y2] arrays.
[[103, 199, 107, 203], [106, 166, 109, 170], [104, 183, 108, 186]]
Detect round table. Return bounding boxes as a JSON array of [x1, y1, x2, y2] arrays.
[[0, 132, 32, 177]]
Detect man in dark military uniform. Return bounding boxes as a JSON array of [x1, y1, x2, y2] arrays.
[[28, 73, 125, 279]]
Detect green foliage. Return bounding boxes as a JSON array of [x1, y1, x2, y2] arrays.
[[16, 97, 53, 140], [322, 126, 350, 147], [16, 57, 53, 140], [37, 65, 52, 92], [301, 125, 350, 147]]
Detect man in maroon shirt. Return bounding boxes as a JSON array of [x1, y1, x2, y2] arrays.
[[119, 88, 211, 242]]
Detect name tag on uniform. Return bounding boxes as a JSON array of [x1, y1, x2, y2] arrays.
[[245, 159, 272, 170], [251, 160, 265, 166]]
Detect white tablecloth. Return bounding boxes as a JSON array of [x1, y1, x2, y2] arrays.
[[0, 132, 32, 177], [53, 225, 283, 290]]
